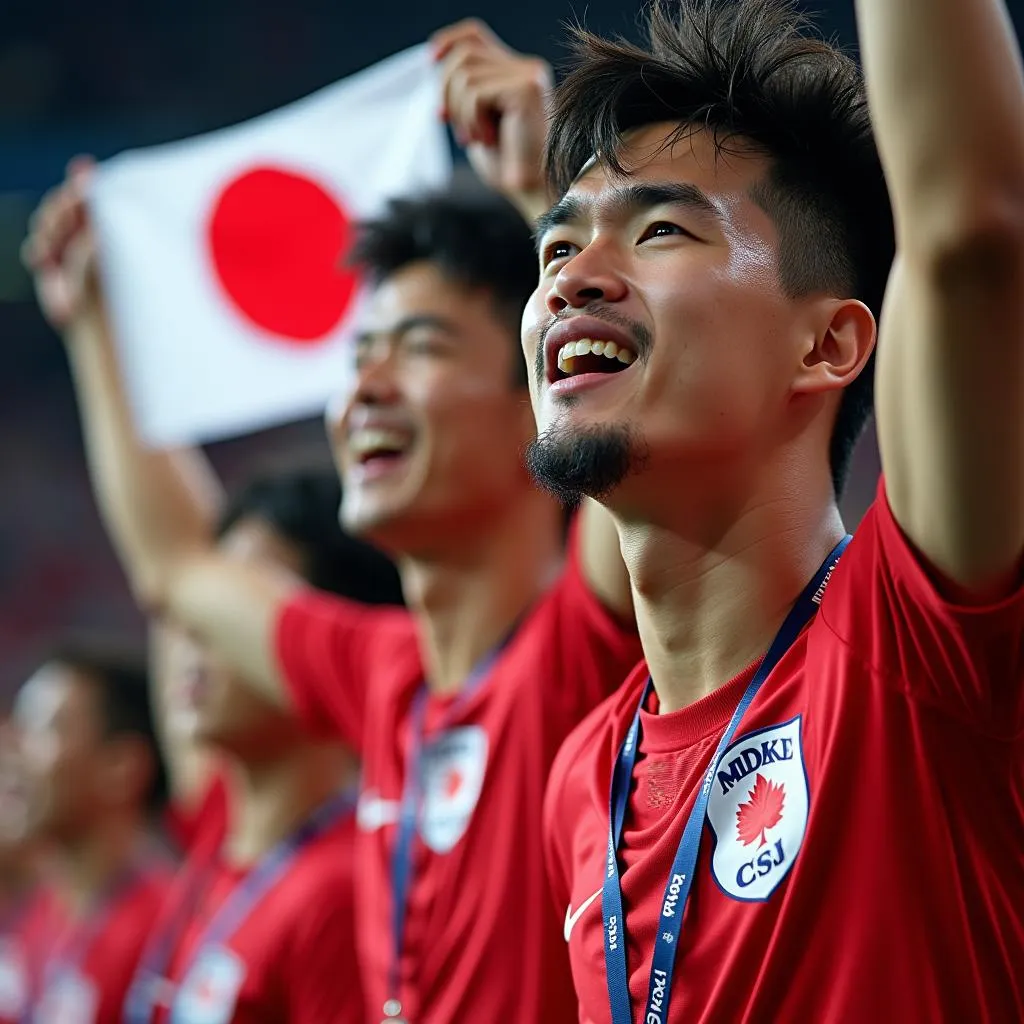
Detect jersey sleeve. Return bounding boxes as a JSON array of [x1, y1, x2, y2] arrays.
[[541, 521, 643, 731], [274, 589, 415, 752], [821, 476, 1024, 737], [543, 738, 578, 915]]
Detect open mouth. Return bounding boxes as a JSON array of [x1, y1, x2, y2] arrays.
[[554, 338, 637, 381], [347, 428, 413, 477]]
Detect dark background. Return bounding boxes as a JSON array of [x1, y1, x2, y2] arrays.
[[1, 0, 1021, 701]]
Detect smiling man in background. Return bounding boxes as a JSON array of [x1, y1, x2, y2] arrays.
[[22, 20, 643, 1022]]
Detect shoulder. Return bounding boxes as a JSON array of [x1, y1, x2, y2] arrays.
[[548, 663, 648, 813], [268, 817, 359, 923], [280, 587, 417, 646]]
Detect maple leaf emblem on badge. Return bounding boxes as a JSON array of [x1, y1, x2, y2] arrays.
[[736, 774, 786, 847]]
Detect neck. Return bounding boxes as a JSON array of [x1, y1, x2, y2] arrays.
[[399, 491, 564, 694], [620, 460, 844, 715], [223, 745, 356, 867], [51, 815, 147, 917], [0, 848, 36, 913]]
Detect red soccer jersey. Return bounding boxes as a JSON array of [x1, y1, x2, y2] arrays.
[[19, 860, 172, 1024], [0, 894, 35, 1024], [145, 809, 362, 1024], [163, 773, 229, 855], [276, 531, 642, 1023], [545, 481, 1024, 1023]]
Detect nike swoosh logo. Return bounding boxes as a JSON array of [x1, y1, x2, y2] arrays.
[[356, 794, 401, 831], [564, 888, 602, 943]]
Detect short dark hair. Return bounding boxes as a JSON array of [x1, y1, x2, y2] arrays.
[[545, 0, 895, 495], [47, 638, 168, 813], [217, 470, 405, 605], [349, 185, 538, 386]]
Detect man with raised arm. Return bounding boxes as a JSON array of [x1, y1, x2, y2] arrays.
[[22, 24, 641, 1023], [526, 0, 1024, 1020]]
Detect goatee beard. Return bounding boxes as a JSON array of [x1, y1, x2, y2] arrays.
[[525, 423, 646, 505]]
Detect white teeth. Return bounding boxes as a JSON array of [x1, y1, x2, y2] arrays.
[[348, 428, 409, 456], [556, 338, 635, 375]]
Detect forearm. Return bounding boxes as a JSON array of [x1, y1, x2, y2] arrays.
[[857, 0, 1024, 248], [65, 307, 224, 607]]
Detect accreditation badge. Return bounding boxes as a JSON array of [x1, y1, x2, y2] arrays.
[[35, 968, 99, 1024], [0, 939, 28, 1020], [171, 946, 245, 1024]]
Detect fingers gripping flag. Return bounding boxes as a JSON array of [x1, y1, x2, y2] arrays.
[[90, 45, 452, 446]]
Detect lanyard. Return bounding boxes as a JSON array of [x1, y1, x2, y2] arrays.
[[34, 852, 154, 1021], [603, 536, 851, 1024], [124, 786, 357, 1024], [382, 625, 518, 1023]]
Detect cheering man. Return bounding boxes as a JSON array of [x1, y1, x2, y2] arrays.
[[527, 0, 1024, 1020], [22, 22, 642, 1022]]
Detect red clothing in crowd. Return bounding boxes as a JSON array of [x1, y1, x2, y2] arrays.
[[0, 896, 33, 1024], [277, 530, 643, 1023], [144, 800, 363, 1024], [14, 859, 171, 1024]]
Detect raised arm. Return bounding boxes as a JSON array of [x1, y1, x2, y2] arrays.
[[860, 0, 1024, 595], [434, 22, 633, 618], [433, 19, 552, 223], [22, 162, 299, 705]]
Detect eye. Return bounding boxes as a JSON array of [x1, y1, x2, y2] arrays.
[[541, 240, 580, 268], [638, 221, 689, 243], [402, 330, 446, 356]]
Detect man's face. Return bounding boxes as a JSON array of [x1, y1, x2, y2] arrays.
[[328, 261, 536, 552], [524, 125, 822, 515], [168, 516, 310, 757], [13, 665, 108, 842]]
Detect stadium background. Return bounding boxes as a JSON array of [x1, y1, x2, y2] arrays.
[[1, 0, 1021, 703]]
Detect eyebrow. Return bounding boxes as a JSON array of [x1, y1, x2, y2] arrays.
[[535, 181, 722, 245], [354, 314, 459, 346]]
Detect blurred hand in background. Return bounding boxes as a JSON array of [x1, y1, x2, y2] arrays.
[[433, 19, 553, 221]]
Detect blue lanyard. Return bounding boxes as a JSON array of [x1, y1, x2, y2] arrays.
[[124, 786, 356, 1024], [603, 537, 851, 1024], [384, 626, 518, 1021], [34, 853, 153, 1023]]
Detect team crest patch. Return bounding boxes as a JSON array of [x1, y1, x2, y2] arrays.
[[35, 968, 99, 1024], [0, 939, 27, 1019], [171, 946, 246, 1024], [419, 726, 488, 853], [706, 715, 809, 902]]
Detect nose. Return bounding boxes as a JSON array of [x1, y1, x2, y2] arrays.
[[546, 240, 628, 314], [326, 342, 401, 442], [353, 340, 402, 404]]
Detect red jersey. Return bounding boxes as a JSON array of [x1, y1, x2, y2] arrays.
[[19, 859, 172, 1024], [545, 482, 1024, 1023], [277, 531, 642, 1023], [163, 774, 229, 855], [0, 894, 35, 1024], [142, 807, 362, 1024]]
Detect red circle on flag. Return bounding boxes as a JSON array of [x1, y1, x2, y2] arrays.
[[206, 166, 360, 344]]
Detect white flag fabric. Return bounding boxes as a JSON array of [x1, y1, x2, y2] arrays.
[[90, 45, 452, 446]]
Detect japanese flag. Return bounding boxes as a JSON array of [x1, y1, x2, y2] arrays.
[[90, 45, 452, 446]]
